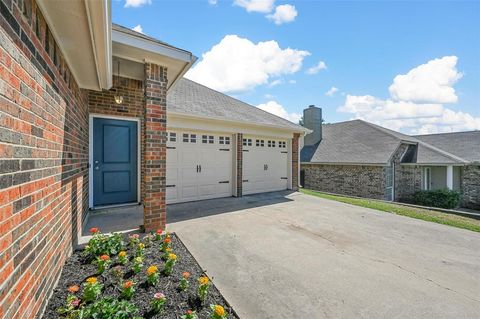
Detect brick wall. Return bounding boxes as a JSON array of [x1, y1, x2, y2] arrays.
[[291, 133, 299, 190], [89, 76, 145, 200], [303, 164, 386, 199], [461, 165, 480, 210], [0, 1, 89, 317], [236, 133, 243, 197], [143, 63, 167, 231]]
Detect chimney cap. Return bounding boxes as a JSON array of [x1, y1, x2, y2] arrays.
[[308, 104, 315, 108]]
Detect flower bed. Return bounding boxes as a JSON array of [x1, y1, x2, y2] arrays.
[[43, 229, 237, 319]]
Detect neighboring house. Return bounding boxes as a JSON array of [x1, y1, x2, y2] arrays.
[[301, 106, 480, 209], [0, 1, 305, 318]]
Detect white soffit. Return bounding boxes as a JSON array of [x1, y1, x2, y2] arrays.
[[37, 0, 112, 91], [112, 28, 197, 90]]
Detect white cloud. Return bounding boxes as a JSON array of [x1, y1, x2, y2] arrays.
[[208, 0, 218, 4], [264, 93, 275, 99], [268, 79, 283, 87], [288, 79, 296, 84], [325, 86, 338, 97], [338, 56, 480, 134], [389, 56, 462, 104], [257, 100, 301, 123], [306, 61, 327, 74], [267, 4, 297, 25], [124, 0, 151, 8], [185, 35, 310, 93], [234, 0, 275, 13], [132, 25, 143, 33]]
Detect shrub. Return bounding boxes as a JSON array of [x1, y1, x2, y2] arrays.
[[78, 298, 139, 319], [84, 231, 124, 259], [413, 189, 460, 209]]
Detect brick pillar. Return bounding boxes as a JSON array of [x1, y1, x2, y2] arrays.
[[292, 133, 300, 190], [143, 63, 167, 231], [236, 133, 243, 197]]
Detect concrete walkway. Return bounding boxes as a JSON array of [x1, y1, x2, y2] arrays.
[[168, 191, 480, 319]]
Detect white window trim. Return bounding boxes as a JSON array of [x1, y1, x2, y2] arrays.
[[88, 114, 141, 209]]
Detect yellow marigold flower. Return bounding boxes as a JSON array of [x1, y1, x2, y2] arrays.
[[86, 277, 97, 284], [168, 253, 177, 261], [134, 257, 143, 263], [165, 247, 172, 253], [198, 276, 209, 285], [138, 243, 145, 249], [214, 305, 225, 316], [118, 251, 126, 257], [147, 265, 158, 275]]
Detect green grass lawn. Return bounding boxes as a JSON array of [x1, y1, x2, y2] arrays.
[[300, 189, 480, 233]]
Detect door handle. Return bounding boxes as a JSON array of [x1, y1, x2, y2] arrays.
[[196, 165, 199, 173], [199, 165, 202, 173]]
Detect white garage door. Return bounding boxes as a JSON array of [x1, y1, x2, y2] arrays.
[[166, 131, 233, 204], [242, 137, 289, 195]]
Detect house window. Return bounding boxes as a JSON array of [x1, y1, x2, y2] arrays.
[[169, 132, 176, 142], [183, 133, 189, 143], [423, 167, 431, 190]]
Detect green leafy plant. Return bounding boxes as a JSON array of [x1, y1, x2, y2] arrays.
[[163, 253, 177, 275], [77, 297, 139, 319], [197, 276, 211, 303], [94, 254, 111, 274], [129, 234, 140, 248], [413, 189, 460, 209], [57, 294, 81, 317], [111, 266, 124, 284], [83, 277, 102, 303], [146, 265, 159, 286], [181, 310, 198, 319], [135, 243, 145, 258], [132, 257, 143, 274], [150, 292, 166, 313], [210, 304, 228, 319], [84, 229, 124, 259], [155, 229, 163, 241], [161, 234, 171, 252], [121, 280, 135, 300], [179, 272, 190, 291]]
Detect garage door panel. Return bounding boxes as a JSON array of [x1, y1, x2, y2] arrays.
[[242, 137, 289, 195], [166, 131, 233, 204]]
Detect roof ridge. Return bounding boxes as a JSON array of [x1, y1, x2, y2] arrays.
[[181, 78, 304, 129], [356, 120, 418, 142], [413, 130, 480, 137]]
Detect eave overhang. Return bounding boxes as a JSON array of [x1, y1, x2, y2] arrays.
[[37, 0, 112, 91]]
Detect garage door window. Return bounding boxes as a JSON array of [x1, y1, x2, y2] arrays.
[[190, 134, 197, 143], [183, 133, 189, 142], [202, 135, 214, 144], [169, 132, 176, 142], [219, 136, 230, 145], [267, 140, 276, 147], [243, 138, 252, 146], [256, 139, 264, 147], [279, 141, 286, 148]]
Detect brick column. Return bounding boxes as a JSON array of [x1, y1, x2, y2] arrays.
[[236, 133, 243, 197], [143, 63, 167, 231], [292, 133, 300, 190]]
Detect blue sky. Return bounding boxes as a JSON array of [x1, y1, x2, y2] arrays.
[[113, 0, 480, 134]]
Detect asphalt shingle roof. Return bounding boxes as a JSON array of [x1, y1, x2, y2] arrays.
[[301, 120, 475, 165], [414, 131, 480, 163], [167, 78, 304, 131]]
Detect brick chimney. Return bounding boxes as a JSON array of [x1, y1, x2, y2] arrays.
[[303, 105, 322, 145]]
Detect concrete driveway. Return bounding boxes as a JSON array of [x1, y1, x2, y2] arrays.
[[168, 191, 480, 319]]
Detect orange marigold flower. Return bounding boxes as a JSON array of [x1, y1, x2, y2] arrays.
[[89, 227, 99, 234], [198, 276, 209, 285], [214, 305, 225, 316], [67, 285, 80, 293], [86, 277, 97, 284], [163, 237, 171, 244], [187, 310, 193, 315], [123, 281, 134, 289], [100, 254, 110, 261], [147, 265, 158, 275], [182, 272, 190, 278]]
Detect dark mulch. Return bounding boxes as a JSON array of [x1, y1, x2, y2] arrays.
[[43, 233, 238, 318]]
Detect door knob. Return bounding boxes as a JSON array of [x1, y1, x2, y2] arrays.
[[94, 166, 99, 170]]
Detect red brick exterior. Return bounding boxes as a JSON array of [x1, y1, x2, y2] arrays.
[[0, 1, 89, 317], [143, 63, 167, 231], [292, 133, 300, 190], [236, 133, 243, 197]]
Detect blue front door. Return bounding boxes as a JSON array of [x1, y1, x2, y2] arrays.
[[93, 118, 138, 206]]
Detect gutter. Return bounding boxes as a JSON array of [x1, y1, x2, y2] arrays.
[[169, 55, 198, 91]]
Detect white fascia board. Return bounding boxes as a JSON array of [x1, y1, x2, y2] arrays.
[[112, 30, 193, 63], [168, 110, 307, 134]]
